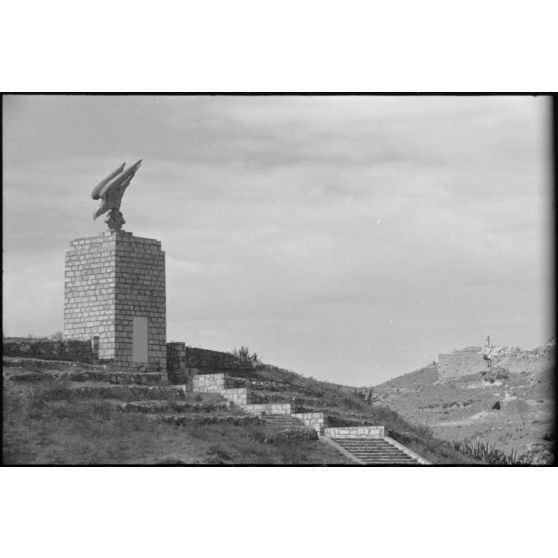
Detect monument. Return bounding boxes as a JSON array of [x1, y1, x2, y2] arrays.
[[63, 160, 166, 372]]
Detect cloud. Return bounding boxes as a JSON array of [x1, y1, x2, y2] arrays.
[[2, 95, 552, 383]]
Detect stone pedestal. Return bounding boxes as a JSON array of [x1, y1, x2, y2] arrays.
[[64, 230, 166, 371]]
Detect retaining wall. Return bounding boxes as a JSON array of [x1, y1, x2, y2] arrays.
[[292, 412, 325, 432], [182, 346, 254, 372], [193, 373, 226, 392], [166, 343, 198, 384], [167, 342, 253, 381], [220, 388, 249, 406], [3, 337, 98, 363], [243, 403, 292, 415], [325, 426, 385, 439]]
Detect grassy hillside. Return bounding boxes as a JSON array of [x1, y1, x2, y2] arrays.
[[374, 361, 555, 464], [3, 356, 479, 465], [3, 371, 350, 465], [228, 364, 479, 464]]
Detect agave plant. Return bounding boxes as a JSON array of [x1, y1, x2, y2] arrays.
[[451, 439, 534, 465], [232, 345, 261, 364]]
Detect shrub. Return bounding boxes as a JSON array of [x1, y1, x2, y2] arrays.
[[416, 423, 434, 439], [354, 386, 381, 406], [232, 345, 261, 364], [451, 440, 534, 465], [207, 444, 234, 462]]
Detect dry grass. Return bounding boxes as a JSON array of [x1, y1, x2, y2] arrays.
[[2, 376, 350, 465], [236, 364, 481, 464], [3, 357, 490, 465]]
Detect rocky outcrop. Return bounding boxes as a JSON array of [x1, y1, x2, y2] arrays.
[[481, 338, 555, 374]]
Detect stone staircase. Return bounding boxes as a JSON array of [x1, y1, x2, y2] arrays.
[[191, 372, 429, 465], [190, 372, 324, 430], [5, 357, 429, 464], [329, 438, 421, 465]]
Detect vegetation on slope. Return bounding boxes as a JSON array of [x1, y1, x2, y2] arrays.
[[2, 365, 351, 465], [3, 350, 488, 464], [228, 364, 480, 464], [374, 361, 555, 465]]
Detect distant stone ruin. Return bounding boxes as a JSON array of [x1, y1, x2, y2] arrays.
[[438, 338, 555, 381], [438, 346, 489, 380]]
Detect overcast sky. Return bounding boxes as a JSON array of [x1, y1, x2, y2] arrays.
[[3, 95, 553, 385]]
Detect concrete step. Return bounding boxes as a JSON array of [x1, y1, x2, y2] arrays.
[[331, 438, 421, 465], [346, 449, 416, 455], [351, 458, 415, 462], [334, 447, 410, 454]]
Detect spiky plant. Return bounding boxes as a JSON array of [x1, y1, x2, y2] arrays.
[[451, 439, 534, 465], [232, 345, 261, 364]]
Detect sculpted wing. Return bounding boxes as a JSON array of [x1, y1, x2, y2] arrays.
[[92, 160, 142, 221], [91, 163, 125, 200]]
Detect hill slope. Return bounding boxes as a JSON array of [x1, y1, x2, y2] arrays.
[[374, 342, 555, 464], [3, 355, 476, 465]]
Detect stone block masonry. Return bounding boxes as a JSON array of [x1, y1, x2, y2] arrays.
[[191, 373, 293, 414], [167, 342, 198, 384], [193, 373, 226, 392], [324, 426, 385, 439], [3, 338, 98, 363], [168, 343, 254, 384], [438, 346, 489, 380], [64, 230, 166, 372], [177, 345, 254, 372], [243, 403, 292, 415], [292, 412, 325, 433], [221, 388, 248, 406]]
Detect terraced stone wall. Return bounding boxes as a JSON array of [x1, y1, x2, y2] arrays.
[[182, 347, 253, 372], [193, 373, 226, 392], [166, 342, 198, 383], [3, 338, 98, 363], [221, 388, 248, 406], [244, 403, 292, 415], [292, 412, 324, 432], [325, 426, 385, 438]]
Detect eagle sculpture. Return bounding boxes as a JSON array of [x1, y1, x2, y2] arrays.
[[91, 159, 142, 230]]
